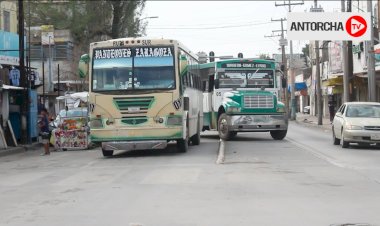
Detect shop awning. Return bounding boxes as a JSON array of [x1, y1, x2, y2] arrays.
[[323, 76, 343, 86]]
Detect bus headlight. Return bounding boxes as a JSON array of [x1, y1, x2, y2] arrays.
[[167, 116, 182, 125], [90, 118, 103, 128], [227, 107, 241, 113]]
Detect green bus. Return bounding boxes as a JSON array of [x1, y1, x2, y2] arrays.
[[200, 58, 288, 140]]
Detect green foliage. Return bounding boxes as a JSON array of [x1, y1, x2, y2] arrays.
[[259, 54, 270, 59], [27, 0, 146, 51]]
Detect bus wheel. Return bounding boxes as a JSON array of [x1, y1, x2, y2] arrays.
[[218, 113, 232, 141], [177, 138, 188, 152], [190, 116, 201, 145], [270, 130, 287, 140], [177, 123, 189, 152], [102, 149, 114, 157]]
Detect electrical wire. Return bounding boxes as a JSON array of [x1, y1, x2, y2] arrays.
[[148, 21, 275, 30]]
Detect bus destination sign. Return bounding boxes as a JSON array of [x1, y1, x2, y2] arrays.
[[94, 47, 173, 60], [221, 62, 271, 69]]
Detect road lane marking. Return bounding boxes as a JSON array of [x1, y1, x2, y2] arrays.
[[216, 139, 225, 164]]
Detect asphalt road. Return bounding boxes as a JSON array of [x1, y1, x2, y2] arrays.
[[0, 122, 380, 226]]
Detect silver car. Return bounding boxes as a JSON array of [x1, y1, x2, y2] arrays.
[[332, 102, 380, 148]]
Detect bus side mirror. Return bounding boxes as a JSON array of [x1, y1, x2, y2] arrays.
[[214, 79, 219, 89], [79, 54, 90, 78], [183, 97, 189, 111]]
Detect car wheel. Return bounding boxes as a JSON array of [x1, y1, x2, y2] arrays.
[[332, 127, 340, 145], [341, 132, 349, 148]]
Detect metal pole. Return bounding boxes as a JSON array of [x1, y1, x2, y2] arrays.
[[367, 0, 376, 101], [42, 51, 45, 104], [289, 3, 296, 120], [57, 64, 60, 97], [18, 0, 28, 144], [280, 19, 288, 116], [48, 36, 52, 92], [342, 0, 350, 103], [347, 0, 354, 101]]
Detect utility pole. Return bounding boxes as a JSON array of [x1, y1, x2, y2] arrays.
[[268, 18, 289, 115], [18, 0, 28, 144], [311, 0, 323, 125], [342, 0, 350, 103], [347, 0, 354, 101], [367, 0, 376, 101], [275, 0, 304, 120]]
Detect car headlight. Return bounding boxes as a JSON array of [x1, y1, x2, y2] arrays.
[[227, 107, 241, 113], [346, 125, 363, 130]]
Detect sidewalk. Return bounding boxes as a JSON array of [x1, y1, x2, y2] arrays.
[[294, 112, 332, 131], [0, 142, 42, 157]]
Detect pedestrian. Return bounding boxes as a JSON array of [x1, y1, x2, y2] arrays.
[[38, 108, 51, 156], [328, 97, 336, 122]]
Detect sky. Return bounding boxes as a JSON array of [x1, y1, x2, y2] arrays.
[[143, 1, 342, 58]]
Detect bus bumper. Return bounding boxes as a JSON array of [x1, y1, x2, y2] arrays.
[[227, 114, 288, 132], [102, 140, 167, 151]]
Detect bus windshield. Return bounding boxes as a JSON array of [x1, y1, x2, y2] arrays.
[[218, 70, 274, 89], [92, 46, 175, 91]]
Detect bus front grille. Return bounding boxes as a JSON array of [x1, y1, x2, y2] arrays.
[[243, 95, 274, 109], [121, 116, 148, 125], [113, 96, 154, 114]]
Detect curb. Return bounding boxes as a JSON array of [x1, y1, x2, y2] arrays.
[[0, 143, 42, 158], [294, 120, 332, 131]]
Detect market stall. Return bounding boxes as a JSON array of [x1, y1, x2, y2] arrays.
[[50, 92, 90, 150]]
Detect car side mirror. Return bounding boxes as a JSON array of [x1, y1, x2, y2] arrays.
[[335, 112, 342, 117]]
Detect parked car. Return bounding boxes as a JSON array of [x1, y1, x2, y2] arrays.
[[332, 102, 380, 148], [303, 106, 310, 114]]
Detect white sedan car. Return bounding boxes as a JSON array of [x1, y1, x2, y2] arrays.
[[332, 102, 380, 148]]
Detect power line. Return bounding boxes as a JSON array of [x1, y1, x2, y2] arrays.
[[148, 21, 274, 30]]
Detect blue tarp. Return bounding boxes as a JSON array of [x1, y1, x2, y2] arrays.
[[288, 82, 307, 92]]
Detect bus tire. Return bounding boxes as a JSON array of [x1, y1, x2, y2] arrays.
[[177, 138, 188, 152], [177, 122, 189, 152], [270, 130, 287, 140], [218, 113, 232, 141], [102, 149, 114, 157], [191, 116, 201, 145]]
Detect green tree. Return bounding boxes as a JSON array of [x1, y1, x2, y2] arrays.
[[27, 0, 146, 50], [259, 53, 270, 59]]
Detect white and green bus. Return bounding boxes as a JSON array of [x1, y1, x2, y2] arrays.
[[200, 58, 288, 140], [81, 38, 203, 156]]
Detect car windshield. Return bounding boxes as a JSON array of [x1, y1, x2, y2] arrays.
[[345, 104, 380, 118]]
